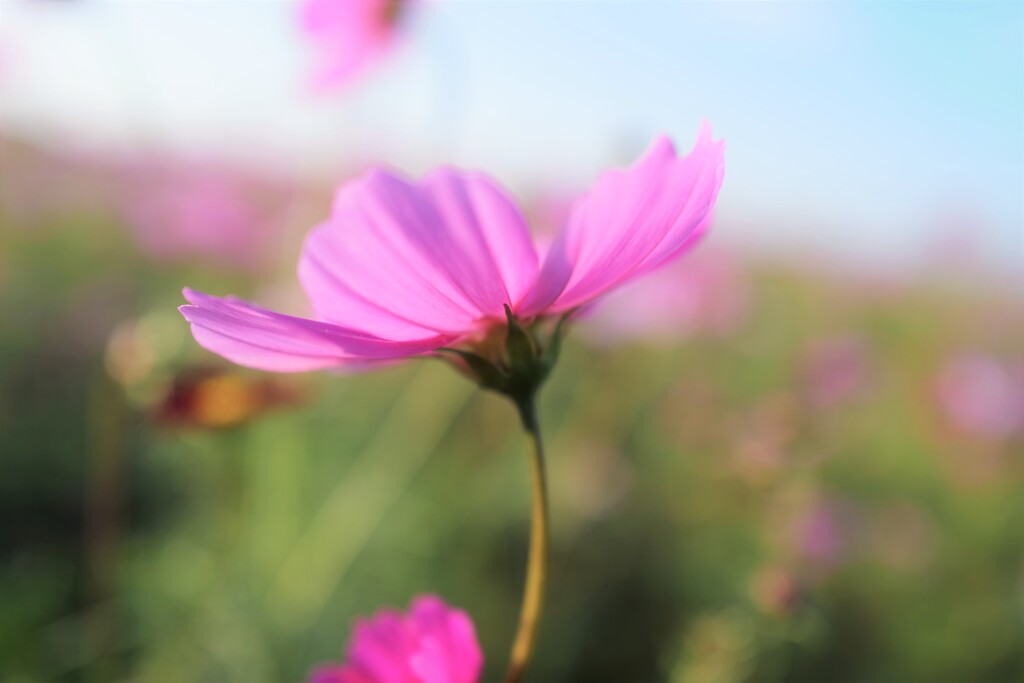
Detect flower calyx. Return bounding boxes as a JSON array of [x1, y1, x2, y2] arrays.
[[438, 305, 570, 405]]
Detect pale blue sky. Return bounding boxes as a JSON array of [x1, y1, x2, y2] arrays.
[[1, 0, 1021, 273]]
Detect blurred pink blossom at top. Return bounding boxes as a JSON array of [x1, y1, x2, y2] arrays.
[[933, 353, 1024, 439], [310, 595, 483, 683], [300, 0, 414, 91], [582, 246, 750, 344], [180, 124, 726, 372]]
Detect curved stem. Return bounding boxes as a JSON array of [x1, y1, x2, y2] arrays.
[[504, 395, 549, 683]]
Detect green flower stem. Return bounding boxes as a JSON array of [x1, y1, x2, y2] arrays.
[[504, 394, 550, 683]]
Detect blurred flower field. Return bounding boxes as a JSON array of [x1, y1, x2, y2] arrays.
[[2, 136, 1022, 683]]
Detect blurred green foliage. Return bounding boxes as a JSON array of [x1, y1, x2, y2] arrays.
[[2, 143, 1023, 683]]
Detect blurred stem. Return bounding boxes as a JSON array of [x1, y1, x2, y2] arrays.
[[504, 394, 549, 683]]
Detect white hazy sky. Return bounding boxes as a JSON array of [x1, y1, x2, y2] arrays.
[[1, 0, 1022, 275]]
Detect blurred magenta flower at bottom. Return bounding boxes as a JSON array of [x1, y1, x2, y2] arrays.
[[311, 595, 483, 683]]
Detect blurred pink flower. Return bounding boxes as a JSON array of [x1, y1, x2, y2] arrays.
[[797, 502, 843, 565], [791, 498, 858, 570], [310, 595, 483, 683], [119, 159, 292, 268], [800, 335, 872, 409], [300, 0, 413, 90], [582, 246, 749, 343], [934, 353, 1024, 439], [180, 125, 725, 372]]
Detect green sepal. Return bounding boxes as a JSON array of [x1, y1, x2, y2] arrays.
[[504, 304, 537, 368], [542, 311, 572, 372], [435, 347, 508, 390], [438, 308, 573, 402]]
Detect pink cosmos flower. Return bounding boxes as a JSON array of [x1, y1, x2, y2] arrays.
[[180, 125, 725, 374], [300, 0, 413, 90], [310, 595, 483, 683]]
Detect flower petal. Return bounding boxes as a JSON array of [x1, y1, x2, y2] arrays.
[[300, 0, 397, 90], [309, 666, 376, 683], [523, 123, 725, 315], [307, 596, 482, 683], [346, 611, 418, 683], [298, 167, 539, 339], [179, 288, 450, 372], [408, 596, 483, 683]]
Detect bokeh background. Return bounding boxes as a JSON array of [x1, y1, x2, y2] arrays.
[[1, 1, 1022, 682]]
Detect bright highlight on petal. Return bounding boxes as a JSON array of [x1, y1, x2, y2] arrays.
[[179, 288, 451, 372], [522, 122, 726, 315], [310, 595, 483, 683], [180, 126, 725, 374], [298, 167, 539, 341]]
